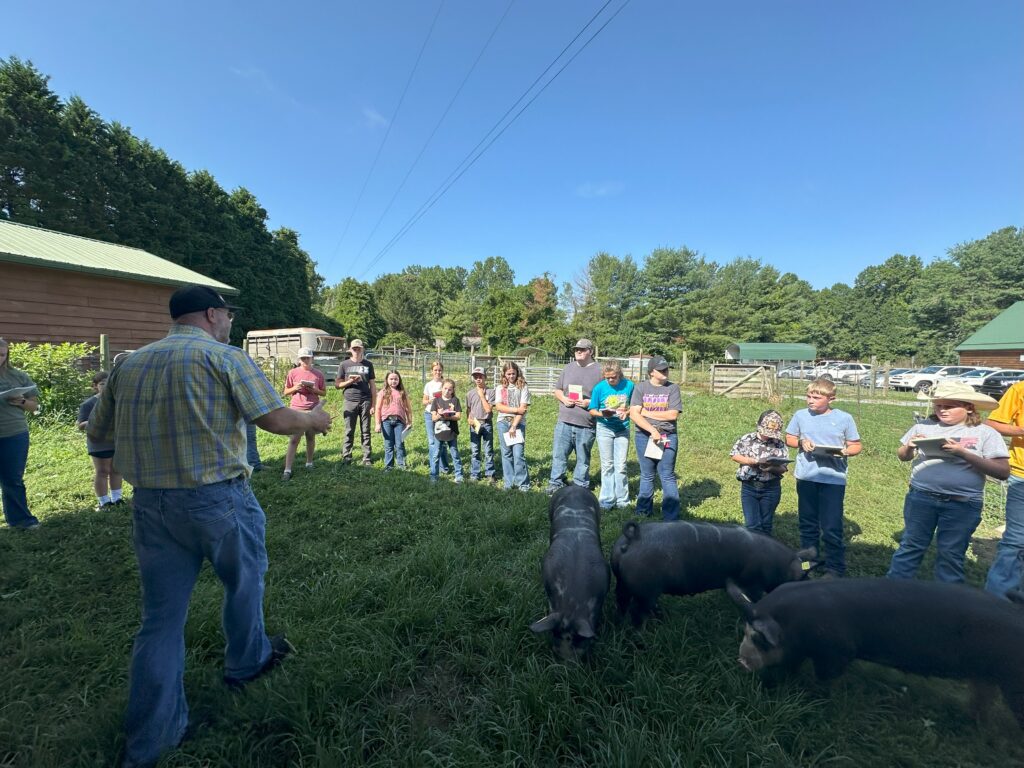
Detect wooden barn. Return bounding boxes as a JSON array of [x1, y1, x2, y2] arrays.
[[955, 302, 1024, 369], [0, 220, 235, 353]]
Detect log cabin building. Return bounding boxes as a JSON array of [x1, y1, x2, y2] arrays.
[[955, 301, 1024, 369], [0, 220, 235, 353]]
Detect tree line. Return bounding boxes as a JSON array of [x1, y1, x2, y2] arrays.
[[0, 57, 329, 343], [3, 58, 1020, 362]]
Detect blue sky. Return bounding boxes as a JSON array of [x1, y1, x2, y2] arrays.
[[4, 0, 1022, 290]]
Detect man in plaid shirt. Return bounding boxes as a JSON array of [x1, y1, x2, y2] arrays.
[[89, 284, 332, 768]]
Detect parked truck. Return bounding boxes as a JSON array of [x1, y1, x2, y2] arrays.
[[244, 327, 347, 382]]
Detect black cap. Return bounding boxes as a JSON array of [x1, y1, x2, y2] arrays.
[[647, 355, 670, 373], [169, 284, 240, 320]]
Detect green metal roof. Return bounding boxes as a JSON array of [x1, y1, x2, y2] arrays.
[[0, 219, 236, 294], [955, 302, 1024, 351], [725, 343, 816, 361]]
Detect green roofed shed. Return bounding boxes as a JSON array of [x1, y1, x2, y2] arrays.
[[955, 302, 1024, 351], [725, 343, 816, 363]]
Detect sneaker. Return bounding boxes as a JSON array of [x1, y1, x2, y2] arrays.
[[15, 520, 40, 530], [304, 462, 314, 470], [282, 470, 292, 481], [341, 457, 352, 465], [224, 634, 295, 690]]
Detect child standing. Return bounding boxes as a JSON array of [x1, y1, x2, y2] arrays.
[[730, 410, 788, 535], [430, 378, 463, 483], [588, 361, 635, 511], [785, 378, 862, 577], [629, 356, 683, 521], [422, 361, 451, 474], [77, 371, 124, 509], [282, 348, 326, 480], [466, 367, 496, 482], [495, 362, 531, 491], [375, 370, 412, 470], [887, 380, 1009, 583]]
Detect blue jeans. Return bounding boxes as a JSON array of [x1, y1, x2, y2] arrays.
[[986, 475, 1024, 598], [596, 421, 630, 508], [634, 431, 680, 521], [123, 477, 272, 768], [887, 487, 982, 583], [0, 430, 36, 528], [497, 420, 530, 490], [245, 422, 262, 470], [469, 420, 496, 479], [740, 479, 782, 535], [796, 479, 847, 575], [548, 421, 596, 489], [380, 417, 407, 469], [424, 411, 450, 472], [432, 438, 463, 480]]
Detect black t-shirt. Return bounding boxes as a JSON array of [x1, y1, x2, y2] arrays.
[[339, 358, 376, 404], [431, 395, 461, 440]]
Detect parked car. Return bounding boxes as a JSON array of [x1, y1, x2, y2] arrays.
[[804, 360, 845, 379], [826, 363, 872, 383], [859, 368, 914, 387], [977, 370, 1024, 400], [889, 365, 981, 393], [777, 365, 809, 379], [944, 367, 1003, 389]]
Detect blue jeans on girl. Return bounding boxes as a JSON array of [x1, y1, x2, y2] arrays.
[[634, 431, 679, 521], [380, 417, 407, 469], [497, 420, 530, 490], [887, 487, 983, 583]]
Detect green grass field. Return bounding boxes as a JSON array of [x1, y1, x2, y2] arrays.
[[1, 391, 1019, 767]]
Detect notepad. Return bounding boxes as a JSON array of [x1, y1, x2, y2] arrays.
[[0, 386, 35, 400], [644, 438, 664, 460], [911, 436, 960, 458], [760, 457, 792, 465], [503, 429, 524, 446], [811, 444, 845, 457]]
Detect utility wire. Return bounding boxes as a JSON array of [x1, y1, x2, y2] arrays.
[[328, 0, 445, 264], [356, 0, 631, 280], [347, 0, 518, 273]]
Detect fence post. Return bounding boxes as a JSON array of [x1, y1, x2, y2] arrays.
[[99, 334, 109, 371], [680, 350, 688, 385]]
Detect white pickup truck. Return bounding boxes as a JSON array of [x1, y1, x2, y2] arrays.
[[888, 365, 980, 393]]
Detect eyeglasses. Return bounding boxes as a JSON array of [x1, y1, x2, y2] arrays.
[[214, 308, 235, 321]]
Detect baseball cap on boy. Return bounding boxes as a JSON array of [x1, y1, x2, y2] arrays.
[[471, 367, 486, 376], [349, 339, 365, 350], [756, 410, 784, 440], [169, 284, 240, 319], [647, 356, 670, 373], [297, 347, 315, 359]]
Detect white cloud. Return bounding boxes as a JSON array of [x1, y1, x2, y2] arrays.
[[362, 106, 388, 129], [574, 181, 624, 198]]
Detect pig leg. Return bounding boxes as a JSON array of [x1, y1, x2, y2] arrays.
[[628, 595, 657, 626], [810, 649, 853, 681], [615, 579, 633, 618]]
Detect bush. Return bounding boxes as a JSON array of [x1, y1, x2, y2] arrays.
[[8, 342, 96, 422]]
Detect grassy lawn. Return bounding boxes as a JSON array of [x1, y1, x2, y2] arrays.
[[1, 390, 1019, 767]]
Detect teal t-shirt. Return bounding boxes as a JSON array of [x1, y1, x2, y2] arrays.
[[590, 378, 634, 429]]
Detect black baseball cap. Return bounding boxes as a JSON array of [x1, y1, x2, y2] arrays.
[[647, 355, 670, 373], [169, 284, 241, 320]]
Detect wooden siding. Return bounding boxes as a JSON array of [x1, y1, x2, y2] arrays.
[[959, 351, 1024, 369], [709, 365, 780, 398], [0, 262, 173, 350]]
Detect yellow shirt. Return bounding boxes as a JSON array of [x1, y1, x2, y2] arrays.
[[988, 381, 1024, 478]]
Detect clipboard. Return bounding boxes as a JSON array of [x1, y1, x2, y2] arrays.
[[911, 436, 959, 458], [810, 444, 845, 457], [503, 429, 524, 446]]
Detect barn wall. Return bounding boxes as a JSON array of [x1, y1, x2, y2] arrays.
[[0, 262, 173, 351], [959, 351, 1024, 369]]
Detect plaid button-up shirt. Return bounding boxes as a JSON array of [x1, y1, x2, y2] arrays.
[[89, 323, 283, 488]]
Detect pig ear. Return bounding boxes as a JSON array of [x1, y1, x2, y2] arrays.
[[752, 618, 781, 648], [575, 619, 596, 639], [726, 579, 756, 622], [530, 613, 560, 633]]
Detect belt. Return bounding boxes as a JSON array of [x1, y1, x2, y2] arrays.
[[911, 487, 972, 504], [743, 478, 781, 489]]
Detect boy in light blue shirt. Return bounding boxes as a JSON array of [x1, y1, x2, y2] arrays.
[[785, 377, 862, 577]]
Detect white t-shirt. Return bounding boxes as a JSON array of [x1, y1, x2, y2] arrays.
[[423, 380, 444, 413], [901, 421, 1009, 499]]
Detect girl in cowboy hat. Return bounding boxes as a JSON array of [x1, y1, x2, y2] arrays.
[[887, 380, 1010, 583]]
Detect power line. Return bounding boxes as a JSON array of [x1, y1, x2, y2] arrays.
[[328, 0, 445, 265], [347, 0, 518, 274], [356, 0, 631, 281]]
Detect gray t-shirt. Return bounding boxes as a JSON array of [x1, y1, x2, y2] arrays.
[[901, 421, 1009, 499], [339, 358, 375, 405], [78, 394, 115, 454], [629, 380, 683, 435], [466, 387, 495, 421], [555, 361, 603, 428]]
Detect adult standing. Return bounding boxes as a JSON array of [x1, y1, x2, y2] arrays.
[[984, 378, 1024, 598], [546, 339, 603, 494], [629, 356, 683, 521], [0, 337, 41, 530], [335, 339, 376, 466], [88, 285, 332, 768]]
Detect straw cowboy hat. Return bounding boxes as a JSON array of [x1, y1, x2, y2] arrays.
[[928, 380, 999, 410]]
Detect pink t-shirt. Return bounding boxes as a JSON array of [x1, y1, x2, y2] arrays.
[[376, 390, 410, 423], [285, 367, 325, 410]]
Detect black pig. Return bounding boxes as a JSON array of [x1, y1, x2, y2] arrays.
[[727, 578, 1024, 726], [612, 520, 810, 624], [529, 485, 610, 659]]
